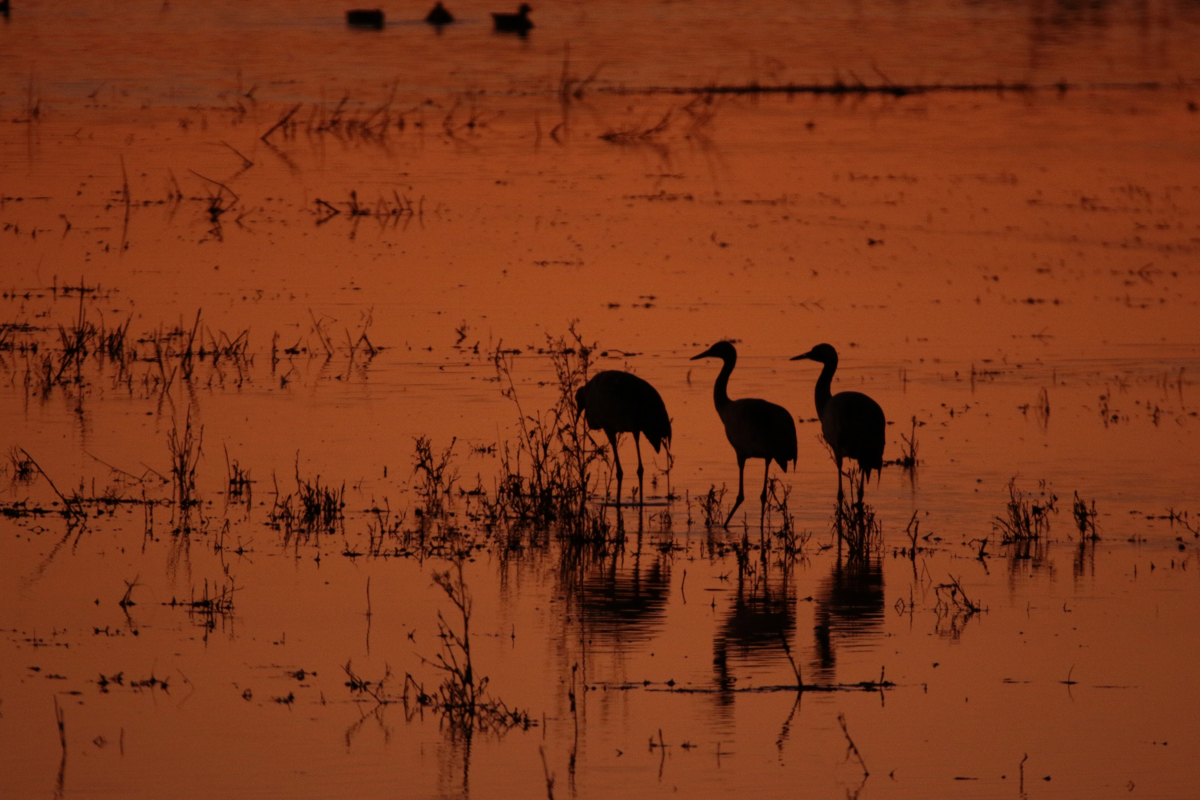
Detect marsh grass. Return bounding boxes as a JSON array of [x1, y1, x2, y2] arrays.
[[933, 574, 984, 637], [223, 445, 252, 501], [1072, 492, 1099, 540], [270, 464, 346, 542], [479, 324, 611, 541], [994, 477, 1058, 543], [167, 411, 203, 514], [695, 484, 728, 529], [8, 446, 35, 483], [403, 564, 533, 734], [1, 306, 394, 408], [165, 576, 236, 635], [893, 415, 920, 470], [412, 436, 458, 518], [833, 466, 882, 559], [365, 500, 408, 557], [761, 477, 811, 556]]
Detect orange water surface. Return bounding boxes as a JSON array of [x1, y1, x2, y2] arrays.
[[3, 1, 1200, 798]]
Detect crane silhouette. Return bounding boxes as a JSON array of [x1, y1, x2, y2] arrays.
[[692, 341, 797, 528], [791, 343, 885, 501], [575, 370, 672, 506]]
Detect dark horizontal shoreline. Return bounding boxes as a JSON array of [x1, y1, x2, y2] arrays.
[[603, 79, 1183, 97]]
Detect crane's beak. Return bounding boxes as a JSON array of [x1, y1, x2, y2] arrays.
[[790, 350, 815, 361], [691, 345, 717, 360]]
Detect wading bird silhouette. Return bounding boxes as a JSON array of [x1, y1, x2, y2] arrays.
[[491, 3, 533, 33], [425, 1, 454, 26], [791, 343, 885, 501], [692, 341, 797, 528], [575, 370, 672, 506], [345, 8, 384, 28]]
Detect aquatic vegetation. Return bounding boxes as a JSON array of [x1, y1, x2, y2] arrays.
[[7, 446, 35, 483], [223, 445, 252, 501], [694, 484, 728, 529], [165, 576, 237, 637], [405, 564, 534, 734], [480, 325, 612, 539], [269, 465, 346, 541], [894, 415, 920, 471], [412, 435, 459, 518], [1072, 492, 1100, 540], [994, 477, 1058, 543], [833, 465, 883, 560], [167, 411, 203, 514]]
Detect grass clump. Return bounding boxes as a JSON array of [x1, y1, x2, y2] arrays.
[[479, 324, 611, 540], [994, 477, 1058, 543], [833, 466, 882, 559], [403, 564, 533, 734], [1072, 492, 1099, 540], [270, 462, 346, 542], [695, 484, 728, 529], [167, 411, 203, 513], [412, 436, 458, 518]]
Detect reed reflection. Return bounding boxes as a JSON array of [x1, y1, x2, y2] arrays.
[[810, 556, 884, 682]]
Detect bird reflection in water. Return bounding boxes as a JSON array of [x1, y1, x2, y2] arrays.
[[811, 556, 884, 682], [563, 545, 672, 654], [712, 567, 797, 699]]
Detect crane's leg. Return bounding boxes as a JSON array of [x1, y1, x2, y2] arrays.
[[724, 456, 746, 528], [836, 456, 845, 504], [759, 459, 772, 529], [606, 429, 623, 507], [633, 431, 646, 506]]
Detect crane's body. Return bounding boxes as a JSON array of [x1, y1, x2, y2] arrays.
[[692, 341, 797, 528], [576, 370, 671, 506], [791, 343, 885, 500]]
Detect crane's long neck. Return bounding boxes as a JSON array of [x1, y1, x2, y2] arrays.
[[814, 359, 836, 416], [713, 354, 735, 415]]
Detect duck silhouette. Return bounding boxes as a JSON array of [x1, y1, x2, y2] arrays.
[[345, 8, 384, 29], [492, 3, 533, 33], [425, 2, 454, 25]]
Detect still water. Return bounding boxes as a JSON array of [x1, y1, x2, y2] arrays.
[[2, 0, 1200, 798]]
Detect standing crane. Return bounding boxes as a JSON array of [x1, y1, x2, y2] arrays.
[[691, 341, 797, 528], [791, 343, 885, 501], [575, 370, 672, 506]]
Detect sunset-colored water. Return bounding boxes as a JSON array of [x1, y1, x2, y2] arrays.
[[3, 1, 1199, 798]]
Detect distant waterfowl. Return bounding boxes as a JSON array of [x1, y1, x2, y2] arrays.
[[346, 8, 384, 28], [576, 370, 672, 506], [790, 343, 885, 500], [425, 2, 454, 25], [691, 341, 798, 528], [491, 3, 533, 33]]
